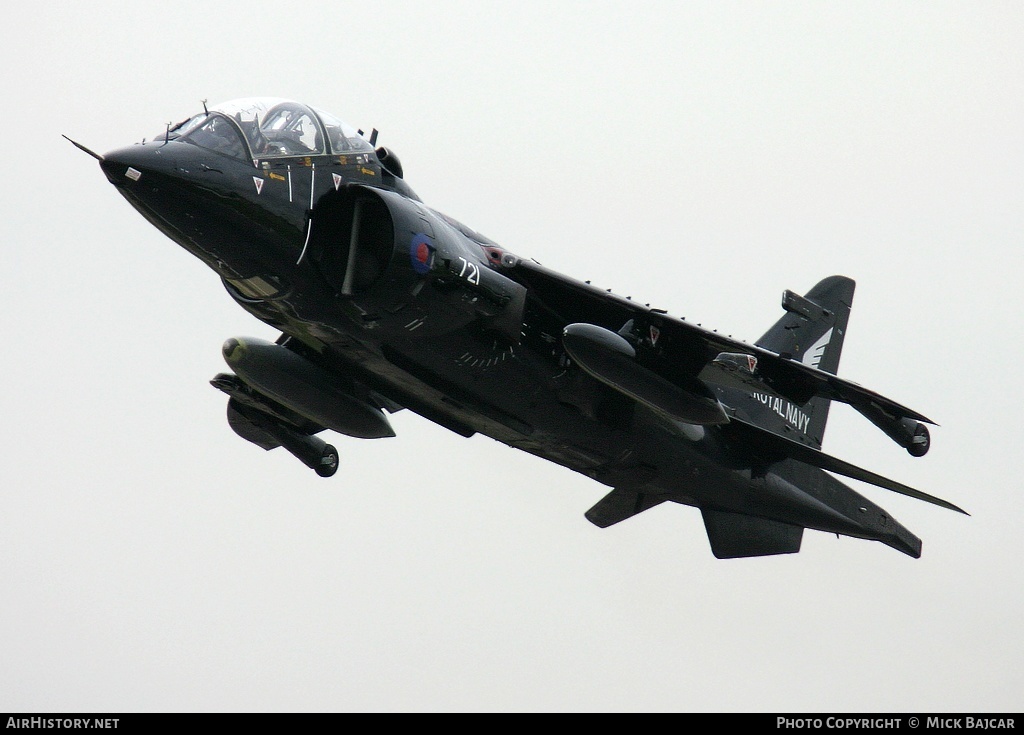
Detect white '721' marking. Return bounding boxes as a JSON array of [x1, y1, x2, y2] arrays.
[[457, 256, 481, 286]]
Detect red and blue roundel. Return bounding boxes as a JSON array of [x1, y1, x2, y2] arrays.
[[409, 233, 434, 275]]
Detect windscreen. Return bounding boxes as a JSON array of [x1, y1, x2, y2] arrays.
[[210, 98, 373, 158], [169, 98, 375, 161]]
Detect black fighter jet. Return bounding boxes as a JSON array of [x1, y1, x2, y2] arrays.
[[71, 96, 965, 559]]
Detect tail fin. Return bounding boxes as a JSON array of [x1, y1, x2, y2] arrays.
[[735, 276, 855, 449]]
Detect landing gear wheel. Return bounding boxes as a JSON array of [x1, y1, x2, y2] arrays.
[[316, 445, 339, 477]]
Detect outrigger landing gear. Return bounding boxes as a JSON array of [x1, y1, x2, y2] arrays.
[[315, 444, 340, 477], [907, 422, 930, 458], [221, 392, 341, 477], [268, 424, 340, 478]]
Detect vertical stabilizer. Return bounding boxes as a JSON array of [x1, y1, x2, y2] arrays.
[[757, 276, 854, 375], [719, 276, 855, 449]]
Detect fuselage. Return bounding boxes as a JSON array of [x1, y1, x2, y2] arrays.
[[98, 97, 922, 558]]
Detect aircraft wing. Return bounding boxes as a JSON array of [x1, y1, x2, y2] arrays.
[[721, 415, 966, 514], [512, 259, 934, 440]]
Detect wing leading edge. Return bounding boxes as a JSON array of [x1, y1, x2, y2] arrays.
[[513, 259, 934, 451], [722, 415, 966, 514]]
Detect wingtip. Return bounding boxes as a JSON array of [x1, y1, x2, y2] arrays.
[[933, 496, 969, 516]]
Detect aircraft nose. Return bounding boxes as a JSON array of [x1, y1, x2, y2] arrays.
[[100, 143, 176, 186]]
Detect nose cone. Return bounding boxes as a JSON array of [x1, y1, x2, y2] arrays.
[[97, 136, 291, 276], [98, 140, 221, 262], [100, 142, 176, 186]]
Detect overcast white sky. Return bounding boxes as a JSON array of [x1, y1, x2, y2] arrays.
[[3, 1, 1022, 713]]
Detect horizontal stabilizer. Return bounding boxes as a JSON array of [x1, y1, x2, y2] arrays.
[[724, 416, 967, 515], [585, 488, 665, 528], [701, 509, 803, 558]]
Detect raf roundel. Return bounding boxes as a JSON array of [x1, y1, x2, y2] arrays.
[[409, 232, 434, 275]]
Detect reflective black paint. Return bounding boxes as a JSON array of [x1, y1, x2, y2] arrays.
[[90, 97, 964, 559]]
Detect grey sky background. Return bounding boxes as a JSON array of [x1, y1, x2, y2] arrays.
[[3, 1, 1022, 712]]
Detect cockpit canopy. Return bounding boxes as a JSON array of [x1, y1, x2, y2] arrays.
[[164, 97, 374, 163]]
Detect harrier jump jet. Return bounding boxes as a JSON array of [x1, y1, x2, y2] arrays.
[[70, 97, 965, 558]]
